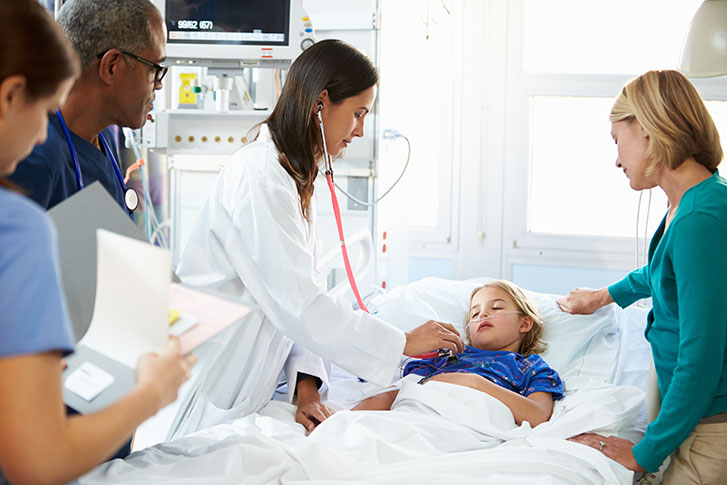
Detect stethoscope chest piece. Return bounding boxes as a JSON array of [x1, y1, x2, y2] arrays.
[[56, 109, 136, 213], [124, 188, 139, 212]]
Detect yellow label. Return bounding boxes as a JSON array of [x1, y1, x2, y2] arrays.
[[168, 308, 180, 325], [179, 73, 197, 105]]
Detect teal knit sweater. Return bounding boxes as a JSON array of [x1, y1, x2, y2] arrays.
[[608, 172, 727, 473]]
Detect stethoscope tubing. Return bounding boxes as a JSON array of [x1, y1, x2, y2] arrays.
[[317, 105, 369, 313], [56, 109, 136, 211], [56, 109, 84, 190], [56, 109, 128, 194]]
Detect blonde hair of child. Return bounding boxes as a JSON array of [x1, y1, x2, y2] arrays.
[[465, 280, 547, 356]]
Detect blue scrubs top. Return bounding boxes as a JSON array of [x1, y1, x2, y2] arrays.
[[0, 186, 75, 357], [8, 113, 126, 211], [0, 186, 76, 484]]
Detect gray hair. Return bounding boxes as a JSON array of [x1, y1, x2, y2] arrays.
[[57, 0, 162, 71]]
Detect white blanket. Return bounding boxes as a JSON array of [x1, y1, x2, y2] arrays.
[[82, 376, 643, 484]]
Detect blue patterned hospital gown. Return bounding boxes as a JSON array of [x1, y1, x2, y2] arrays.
[[403, 346, 564, 399]]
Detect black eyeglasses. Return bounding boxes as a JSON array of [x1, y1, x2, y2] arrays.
[[97, 49, 168, 83]]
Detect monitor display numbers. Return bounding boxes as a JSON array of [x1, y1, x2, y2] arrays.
[[165, 0, 290, 46], [176, 20, 213, 30]]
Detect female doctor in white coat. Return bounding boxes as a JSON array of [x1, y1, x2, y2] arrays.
[[175, 39, 465, 433]]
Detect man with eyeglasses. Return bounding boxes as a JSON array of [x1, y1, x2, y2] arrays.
[[10, 0, 167, 212], [7, 0, 168, 462]]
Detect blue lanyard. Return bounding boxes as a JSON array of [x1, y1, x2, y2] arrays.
[[55, 109, 128, 193]]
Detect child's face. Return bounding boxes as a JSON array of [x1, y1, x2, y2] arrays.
[[468, 286, 533, 353]]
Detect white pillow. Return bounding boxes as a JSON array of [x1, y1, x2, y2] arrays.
[[370, 277, 491, 335], [531, 291, 620, 383], [369, 277, 620, 384], [369, 296, 439, 333]]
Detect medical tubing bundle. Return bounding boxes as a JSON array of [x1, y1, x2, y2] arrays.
[[124, 128, 150, 240], [123, 128, 168, 247]]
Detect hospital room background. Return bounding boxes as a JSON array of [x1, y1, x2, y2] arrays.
[[19, 0, 725, 482], [51, 0, 727, 299]]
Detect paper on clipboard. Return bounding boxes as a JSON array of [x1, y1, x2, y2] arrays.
[[169, 283, 252, 354], [78, 230, 170, 368]]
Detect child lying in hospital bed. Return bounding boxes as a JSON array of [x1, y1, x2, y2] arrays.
[[81, 278, 647, 484], [354, 280, 564, 427]]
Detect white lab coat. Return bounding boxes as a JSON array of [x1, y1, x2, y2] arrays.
[[163, 124, 405, 439]]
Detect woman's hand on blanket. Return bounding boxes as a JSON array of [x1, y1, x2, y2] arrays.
[[404, 320, 465, 357], [296, 377, 335, 434], [557, 287, 613, 315], [135, 336, 197, 411], [567, 433, 645, 472]]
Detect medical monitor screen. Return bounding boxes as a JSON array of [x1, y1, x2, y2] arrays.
[[165, 0, 291, 47]]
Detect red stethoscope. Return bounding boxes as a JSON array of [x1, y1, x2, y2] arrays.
[[317, 102, 369, 313], [316, 104, 449, 361]]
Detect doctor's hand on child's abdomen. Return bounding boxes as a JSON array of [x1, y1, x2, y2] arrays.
[[403, 320, 465, 358]]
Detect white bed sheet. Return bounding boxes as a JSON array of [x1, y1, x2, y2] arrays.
[[81, 277, 651, 484], [83, 374, 643, 484]]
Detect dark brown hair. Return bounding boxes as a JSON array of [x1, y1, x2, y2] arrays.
[[264, 39, 378, 220], [0, 0, 80, 100], [0, 0, 78, 190]]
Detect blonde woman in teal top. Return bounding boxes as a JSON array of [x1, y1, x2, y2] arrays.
[[558, 70, 726, 483]]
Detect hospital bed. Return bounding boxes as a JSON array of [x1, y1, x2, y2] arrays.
[[81, 277, 652, 484]]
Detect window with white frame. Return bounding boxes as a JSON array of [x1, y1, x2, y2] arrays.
[[378, 0, 460, 245], [518, 0, 727, 243]]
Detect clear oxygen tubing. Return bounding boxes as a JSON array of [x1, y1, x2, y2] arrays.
[[634, 189, 653, 309], [635, 192, 642, 269], [643, 190, 652, 267], [317, 104, 369, 313], [467, 311, 523, 327], [403, 311, 525, 360], [635, 190, 653, 270]]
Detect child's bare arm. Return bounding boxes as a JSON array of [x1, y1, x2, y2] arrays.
[[427, 373, 554, 426], [352, 390, 399, 411]]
